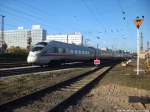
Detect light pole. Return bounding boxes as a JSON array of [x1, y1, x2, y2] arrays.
[[66, 34, 68, 44], [133, 16, 144, 75], [0, 15, 5, 53], [85, 38, 90, 46], [96, 36, 100, 59], [96, 36, 100, 49]]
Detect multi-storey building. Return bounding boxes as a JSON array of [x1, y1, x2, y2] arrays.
[[47, 32, 83, 46], [4, 29, 30, 48], [31, 25, 46, 45], [0, 25, 46, 49]]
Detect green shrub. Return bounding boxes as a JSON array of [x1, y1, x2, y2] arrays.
[[7, 47, 28, 55]]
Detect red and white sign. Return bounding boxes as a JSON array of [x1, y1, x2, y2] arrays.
[[94, 58, 100, 65]]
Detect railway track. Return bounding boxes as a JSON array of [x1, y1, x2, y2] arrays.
[[0, 62, 94, 77], [0, 62, 29, 68], [0, 63, 115, 112]]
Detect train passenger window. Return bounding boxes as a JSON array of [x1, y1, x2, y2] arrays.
[[86, 51, 88, 54], [78, 50, 80, 54], [58, 48, 65, 53], [52, 47, 58, 53], [75, 50, 78, 54], [79, 50, 81, 54], [82, 51, 85, 54], [85, 51, 87, 54], [82, 51, 84, 54], [70, 50, 74, 54], [85, 51, 88, 54], [65, 48, 69, 53]]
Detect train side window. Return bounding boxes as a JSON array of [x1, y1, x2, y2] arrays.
[[51, 47, 58, 53], [85, 51, 87, 54], [86, 51, 88, 54], [73, 50, 75, 54], [58, 47, 65, 53], [65, 48, 69, 53], [82, 51, 85, 54], [79, 50, 81, 54], [70, 49, 74, 54], [78, 50, 80, 54], [75, 50, 78, 54], [80, 50, 82, 54]]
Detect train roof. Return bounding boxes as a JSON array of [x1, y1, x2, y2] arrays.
[[46, 41, 93, 51], [35, 40, 96, 52], [36, 41, 93, 50]]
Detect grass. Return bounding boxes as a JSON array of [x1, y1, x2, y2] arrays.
[[100, 59, 150, 91], [0, 67, 94, 105]]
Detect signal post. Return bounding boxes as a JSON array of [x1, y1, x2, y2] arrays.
[[133, 16, 144, 75]]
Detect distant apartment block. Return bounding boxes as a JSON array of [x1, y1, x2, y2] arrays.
[[0, 25, 46, 49], [31, 25, 46, 45], [47, 32, 83, 45]]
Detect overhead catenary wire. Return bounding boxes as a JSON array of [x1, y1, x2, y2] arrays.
[[0, 3, 66, 32], [14, 0, 78, 33], [81, 0, 103, 27]]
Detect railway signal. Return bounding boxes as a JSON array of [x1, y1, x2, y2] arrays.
[[133, 16, 144, 75]]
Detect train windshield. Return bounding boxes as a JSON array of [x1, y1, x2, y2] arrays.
[[32, 46, 44, 52], [36, 42, 48, 46]]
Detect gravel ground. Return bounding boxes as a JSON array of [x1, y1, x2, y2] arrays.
[[66, 84, 150, 112], [0, 67, 94, 105], [65, 60, 150, 112]]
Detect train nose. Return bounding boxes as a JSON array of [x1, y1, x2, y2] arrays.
[[27, 52, 38, 64]]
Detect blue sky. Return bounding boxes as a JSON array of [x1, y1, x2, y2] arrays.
[[0, 0, 150, 51]]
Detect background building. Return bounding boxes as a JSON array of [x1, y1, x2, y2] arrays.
[[4, 29, 30, 48], [0, 25, 46, 49], [31, 25, 47, 45], [47, 32, 83, 45]]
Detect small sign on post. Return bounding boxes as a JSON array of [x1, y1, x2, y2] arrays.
[[94, 58, 100, 66]]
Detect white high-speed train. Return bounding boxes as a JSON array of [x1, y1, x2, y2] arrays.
[[27, 41, 131, 66]]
